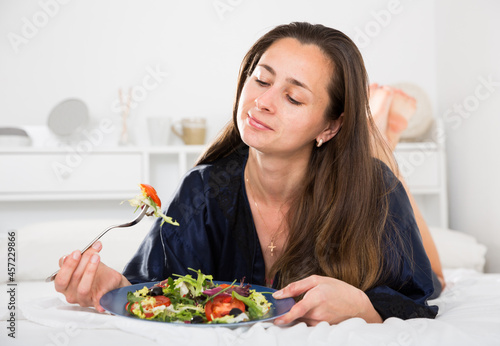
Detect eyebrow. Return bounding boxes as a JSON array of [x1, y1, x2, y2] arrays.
[[257, 64, 312, 93]]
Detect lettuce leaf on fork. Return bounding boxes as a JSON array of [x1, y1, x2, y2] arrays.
[[127, 183, 179, 226]]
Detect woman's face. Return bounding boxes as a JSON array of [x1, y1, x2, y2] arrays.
[[237, 37, 337, 157]]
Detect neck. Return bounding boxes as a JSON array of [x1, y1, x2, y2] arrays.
[[245, 147, 309, 206]]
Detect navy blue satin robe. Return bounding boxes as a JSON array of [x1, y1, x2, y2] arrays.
[[122, 147, 438, 320]]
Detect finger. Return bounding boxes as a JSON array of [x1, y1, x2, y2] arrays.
[[76, 253, 101, 307], [71, 242, 103, 282], [273, 275, 320, 299], [54, 250, 81, 292], [59, 255, 68, 268], [274, 299, 314, 326], [295, 317, 322, 327]]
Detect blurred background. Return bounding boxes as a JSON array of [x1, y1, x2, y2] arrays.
[[0, 0, 499, 271]]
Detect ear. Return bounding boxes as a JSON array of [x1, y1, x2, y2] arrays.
[[319, 113, 344, 144]]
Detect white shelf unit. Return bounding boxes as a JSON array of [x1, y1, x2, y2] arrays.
[[0, 146, 204, 202], [394, 140, 448, 228], [0, 141, 448, 228]]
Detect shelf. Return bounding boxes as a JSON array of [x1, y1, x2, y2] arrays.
[[1, 192, 135, 202], [0, 141, 448, 228], [0, 145, 206, 154]]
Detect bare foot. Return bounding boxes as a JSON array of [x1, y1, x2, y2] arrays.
[[386, 89, 416, 149], [369, 84, 394, 141]]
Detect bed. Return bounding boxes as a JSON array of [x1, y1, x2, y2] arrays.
[[1, 218, 499, 346]]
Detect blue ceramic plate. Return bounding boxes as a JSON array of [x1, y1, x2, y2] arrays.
[[100, 281, 295, 327]]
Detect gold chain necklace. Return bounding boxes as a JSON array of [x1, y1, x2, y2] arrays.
[[245, 172, 286, 257]]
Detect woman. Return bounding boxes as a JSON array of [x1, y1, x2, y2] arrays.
[[55, 22, 438, 325]]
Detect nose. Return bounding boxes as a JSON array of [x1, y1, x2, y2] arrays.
[[254, 88, 275, 113]]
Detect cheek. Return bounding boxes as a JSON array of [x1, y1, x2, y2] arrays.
[[286, 110, 328, 138], [236, 87, 250, 130], [237, 84, 251, 112], [239, 82, 256, 107], [237, 82, 260, 119]]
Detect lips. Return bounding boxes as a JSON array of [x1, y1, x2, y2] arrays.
[[247, 113, 273, 131]]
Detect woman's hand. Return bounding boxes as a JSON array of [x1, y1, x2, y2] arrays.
[[54, 241, 130, 312], [272, 275, 382, 326]]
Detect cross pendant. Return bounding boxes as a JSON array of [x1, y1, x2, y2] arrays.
[[268, 242, 277, 256]]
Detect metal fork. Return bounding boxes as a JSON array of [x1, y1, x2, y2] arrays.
[[45, 206, 150, 282]]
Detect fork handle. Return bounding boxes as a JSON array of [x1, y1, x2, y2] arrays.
[[44, 226, 115, 283], [45, 207, 149, 282]]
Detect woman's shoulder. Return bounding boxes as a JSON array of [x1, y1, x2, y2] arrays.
[[373, 158, 399, 187], [373, 158, 415, 227], [373, 159, 405, 197], [186, 145, 248, 181], [173, 146, 248, 208]]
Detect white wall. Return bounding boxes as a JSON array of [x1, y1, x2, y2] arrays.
[[435, 0, 500, 272], [0, 0, 437, 142], [1, 0, 499, 270]]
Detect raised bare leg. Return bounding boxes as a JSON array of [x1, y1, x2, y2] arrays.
[[368, 83, 394, 142], [385, 88, 417, 150]]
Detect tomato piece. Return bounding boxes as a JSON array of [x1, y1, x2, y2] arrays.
[[126, 296, 170, 319], [205, 295, 246, 322], [153, 295, 171, 307], [140, 183, 161, 207], [126, 302, 139, 314]]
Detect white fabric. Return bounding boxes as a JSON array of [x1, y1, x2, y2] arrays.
[[429, 227, 487, 272], [1, 269, 499, 346]]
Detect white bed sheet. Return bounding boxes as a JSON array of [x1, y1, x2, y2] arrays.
[[1, 268, 499, 346]]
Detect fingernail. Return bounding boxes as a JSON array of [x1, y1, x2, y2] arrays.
[[92, 241, 101, 250], [273, 290, 283, 298], [274, 319, 285, 325], [62, 255, 67, 264], [90, 253, 100, 264], [72, 251, 80, 260]]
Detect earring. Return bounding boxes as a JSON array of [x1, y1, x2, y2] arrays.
[[316, 138, 323, 147]]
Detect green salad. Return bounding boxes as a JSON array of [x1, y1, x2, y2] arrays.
[[125, 269, 272, 324]]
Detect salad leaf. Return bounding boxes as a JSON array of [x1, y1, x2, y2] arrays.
[[173, 268, 214, 297], [232, 290, 272, 320], [127, 292, 142, 304], [126, 183, 179, 226], [211, 312, 250, 324], [203, 282, 251, 298]]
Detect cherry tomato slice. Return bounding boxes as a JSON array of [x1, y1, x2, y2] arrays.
[[153, 295, 171, 307], [140, 183, 161, 208], [205, 295, 245, 322]]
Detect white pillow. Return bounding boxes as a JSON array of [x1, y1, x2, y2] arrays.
[[0, 217, 154, 283], [429, 227, 487, 272]]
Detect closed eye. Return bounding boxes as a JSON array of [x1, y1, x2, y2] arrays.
[[255, 78, 269, 87], [287, 95, 302, 106]]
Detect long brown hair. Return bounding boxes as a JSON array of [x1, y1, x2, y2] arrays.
[[197, 22, 398, 291]]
